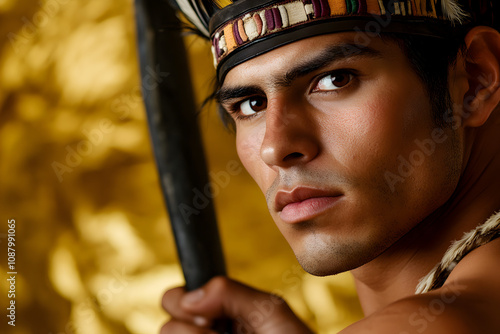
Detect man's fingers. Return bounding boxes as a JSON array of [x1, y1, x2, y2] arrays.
[[162, 277, 312, 333], [180, 276, 312, 333], [162, 287, 211, 327], [160, 320, 218, 334]]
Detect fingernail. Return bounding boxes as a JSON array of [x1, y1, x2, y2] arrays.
[[193, 316, 208, 326], [182, 289, 205, 306]]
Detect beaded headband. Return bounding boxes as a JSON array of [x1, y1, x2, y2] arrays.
[[172, 0, 496, 81]]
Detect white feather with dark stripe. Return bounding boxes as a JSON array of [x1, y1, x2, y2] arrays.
[[441, 0, 468, 24], [416, 211, 500, 294], [175, 0, 210, 36]]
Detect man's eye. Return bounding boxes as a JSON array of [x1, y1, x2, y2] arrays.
[[314, 72, 353, 92], [240, 97, 267, 116]]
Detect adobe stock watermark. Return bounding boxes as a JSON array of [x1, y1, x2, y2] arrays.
[[7, 0, 70, 54], [6, 219, 17, 327], [178, 160, 243, 224], [398, 282, 466, 334], [51, 118, 115, 182], [49, 267, 130, 334], [51, 65, 169, 182], [337, 1, 400, 57], [384, 128, 449, 193], [111, 64, 169, 120], [384, 73, 499, 193]]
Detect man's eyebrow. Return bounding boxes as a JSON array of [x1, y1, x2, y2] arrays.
[[216, 86, 264, 105], [216, 43, 382, 104], [276, 43, 383, 87]]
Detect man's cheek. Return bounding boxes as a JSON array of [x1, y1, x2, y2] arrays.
[[236, 138, 269, 185], [236, 135, 257, 164]]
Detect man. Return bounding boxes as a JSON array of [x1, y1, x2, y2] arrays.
[[161, 0, 500, 332]]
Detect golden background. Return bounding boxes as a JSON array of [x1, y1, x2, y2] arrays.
[[0, 0, 362, 333]]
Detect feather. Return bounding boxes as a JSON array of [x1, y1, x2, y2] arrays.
[[440, 0, 468, 24], [415, 211, 500, 294], [175, 0, 210, 37]]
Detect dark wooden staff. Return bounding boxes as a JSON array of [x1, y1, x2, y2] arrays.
[[134, 1, 231, 332]]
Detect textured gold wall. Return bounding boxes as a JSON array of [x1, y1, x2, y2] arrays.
[[0, 1, 362, 333]]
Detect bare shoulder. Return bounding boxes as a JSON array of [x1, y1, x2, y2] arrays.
[[446, 235, 500, 285], [341, 238, 500, 334]]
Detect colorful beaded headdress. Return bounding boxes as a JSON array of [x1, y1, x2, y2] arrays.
[[172, 0, 498, 81]]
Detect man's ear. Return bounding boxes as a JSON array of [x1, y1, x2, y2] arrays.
[[460, 26, 500, 128]]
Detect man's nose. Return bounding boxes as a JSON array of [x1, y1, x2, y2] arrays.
[[260, 100, 320, 169]]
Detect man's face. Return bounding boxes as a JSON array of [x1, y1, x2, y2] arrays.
[[219, 32, 462, 276]]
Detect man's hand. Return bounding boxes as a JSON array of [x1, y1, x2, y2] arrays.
[[161, 276, 314, 333]]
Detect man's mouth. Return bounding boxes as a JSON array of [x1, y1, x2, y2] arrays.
[[274, 187, 343, 224]]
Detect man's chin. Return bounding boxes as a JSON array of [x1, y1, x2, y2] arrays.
[[293, 239, 384, 277], [296, 255, 366, 277], [301, 266, 343, 277]]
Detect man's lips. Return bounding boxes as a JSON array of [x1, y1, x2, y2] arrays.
[[274, 187, 343, 224]]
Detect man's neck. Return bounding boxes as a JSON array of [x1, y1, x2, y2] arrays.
[[351, 109, 500, 316]]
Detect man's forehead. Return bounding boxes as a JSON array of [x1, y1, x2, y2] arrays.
[[221, 32, 385, 88]]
